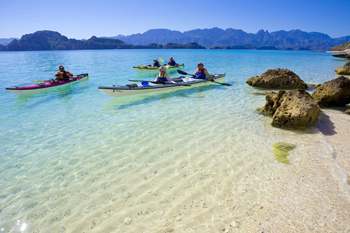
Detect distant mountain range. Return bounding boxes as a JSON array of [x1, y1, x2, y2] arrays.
[[0, 38, 18, 46], [0, 31, 205, 51], [107, 27, 350, 50], [1, 28, 350, 51]]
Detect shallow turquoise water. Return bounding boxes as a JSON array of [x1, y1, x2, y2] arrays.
[[0, 50, 348, 232]]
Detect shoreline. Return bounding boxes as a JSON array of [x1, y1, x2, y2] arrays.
[[316, 109, 350, 183]]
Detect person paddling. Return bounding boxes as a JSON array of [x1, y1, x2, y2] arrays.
[[155, 66, 172, 84], [153, 59, 160, 67], [55, 65, 73, 81], [168, 57, 177, 66], [194, 62, 213, 81]]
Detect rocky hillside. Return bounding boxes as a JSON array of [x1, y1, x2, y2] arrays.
[[109, 28, 350, 50], [0, 31, 204, 51], [331, 42, 350, 51]]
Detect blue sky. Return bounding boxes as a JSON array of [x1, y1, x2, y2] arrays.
[[0, 0, 349, 39]]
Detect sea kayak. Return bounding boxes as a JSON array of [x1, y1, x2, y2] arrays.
[[6, 73, 89, 96], [133, 64, 184, 73], [98, 74, 225, 97]]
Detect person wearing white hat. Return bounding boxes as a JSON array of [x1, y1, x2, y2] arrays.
[[154, 66, 172, 84]]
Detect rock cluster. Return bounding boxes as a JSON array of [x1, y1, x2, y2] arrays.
[[332, 49, 350, 59], [312, 76, 350, 107], [246, 68, 308, 89], [261, 90, 320, 129], [334, 61, 350, 75]]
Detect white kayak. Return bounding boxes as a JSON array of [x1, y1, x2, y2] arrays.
[[133, 64, 184, 73], [98, 74, 226, 97]]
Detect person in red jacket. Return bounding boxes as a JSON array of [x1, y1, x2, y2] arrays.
[[55, 65, 73, 80], [153, 59, 160, 67], [193, 62, 213, 80]]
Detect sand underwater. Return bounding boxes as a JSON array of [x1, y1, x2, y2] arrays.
[[0, 49, 350, 232]]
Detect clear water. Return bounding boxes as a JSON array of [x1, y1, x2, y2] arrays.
[[0, 50, 349, 232]]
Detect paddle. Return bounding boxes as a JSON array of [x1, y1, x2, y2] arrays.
[[33, 76, 89, 82], [177, 70, 232, 86], [128, 80, 191, 86]]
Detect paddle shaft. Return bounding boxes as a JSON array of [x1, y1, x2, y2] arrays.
[[177, 70, 232, 86], [33, 74, 88, 82]]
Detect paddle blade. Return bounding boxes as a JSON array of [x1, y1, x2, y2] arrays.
[[159, 58, 165, 63], [78, 78, 89, 81], [32, 80, 46, 82], [177, 70, 188, 75]]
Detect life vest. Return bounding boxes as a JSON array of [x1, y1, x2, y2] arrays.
[[154, 62, 160, 67], [157, 73, 169, 83], [168, 61, 176, 66], [195, 68, 207, 79], [57, 71, 70, 80]]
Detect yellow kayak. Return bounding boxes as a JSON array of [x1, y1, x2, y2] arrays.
[[133, 64, 184, 73]]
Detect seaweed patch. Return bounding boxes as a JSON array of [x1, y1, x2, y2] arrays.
[[272, 142, 296, 164]]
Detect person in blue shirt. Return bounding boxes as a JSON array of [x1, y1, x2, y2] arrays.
[[168, 57, 177, 66]]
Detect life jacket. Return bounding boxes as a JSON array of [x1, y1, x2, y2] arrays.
[[195, 68, 207, 79], [154, 62, 160, 67], [168, 61, 176, 66], [57, 71, 70, 80], [157, 72, 169, 83]]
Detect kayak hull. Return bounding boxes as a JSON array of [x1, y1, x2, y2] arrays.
[[98, 74, 225, 97], [6, 73, 88, 96], [133, 64, 184, 73]]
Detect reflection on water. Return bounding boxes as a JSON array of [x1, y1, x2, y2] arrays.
[[103, 83, 226, 111]]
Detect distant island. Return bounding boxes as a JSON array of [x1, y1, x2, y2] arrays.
[[1, 27, 350, 51], [0, 31, 205, 51]]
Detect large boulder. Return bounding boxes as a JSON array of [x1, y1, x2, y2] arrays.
[[261, 90, 320, 129], [311, 76, 350, 107], [246, 68, 308, 89], [334, 61, 350, 75]]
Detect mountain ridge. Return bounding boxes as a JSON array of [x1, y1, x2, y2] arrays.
[[107, 27, 350, 50]]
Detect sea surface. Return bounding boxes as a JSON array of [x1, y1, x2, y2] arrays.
[[0, 50, 349, 232]]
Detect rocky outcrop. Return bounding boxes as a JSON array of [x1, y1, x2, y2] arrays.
[[312, 76, 350, 107], [344, 110, 350, 115], [246, 68, 308, 89], [334, 61, 350, 75], [261, 90, 320, 129]]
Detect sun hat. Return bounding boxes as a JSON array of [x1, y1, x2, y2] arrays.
[[154, 59, 158, 62], [59, 65, 64, 69], [159, 66, 166, 72], [197, 62, 204, 67]]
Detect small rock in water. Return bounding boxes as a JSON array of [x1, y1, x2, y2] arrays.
[[124, 193, 132, 199], [127, 203, 132, 207], [124, 217, 132, 225], [162, 221, 170, 226], [202, 203, 208, 208], [176, 215, 182, 221], [230, 221, 237, 227], [142, 210, 149, 215], [165, 226, 174, 232]]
